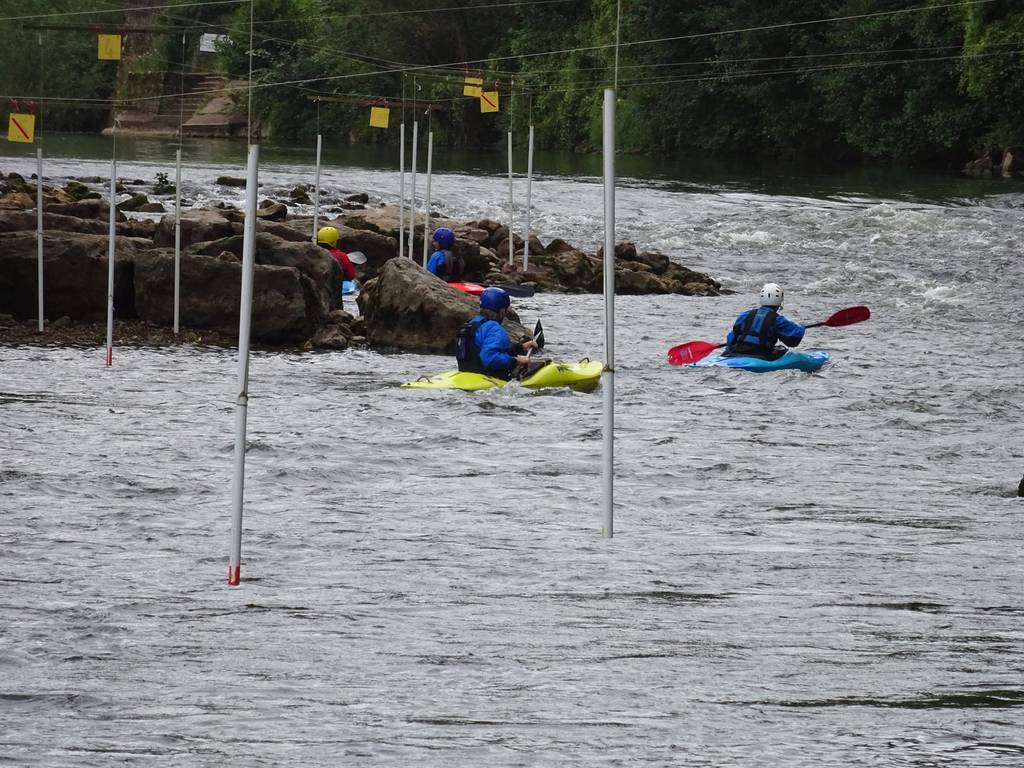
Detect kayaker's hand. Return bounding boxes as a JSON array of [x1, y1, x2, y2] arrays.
[[514, 355, 530, 366], [522, 339, 539, 351]]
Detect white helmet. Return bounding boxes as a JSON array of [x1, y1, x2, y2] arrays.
[[759, 282, 783, 307]]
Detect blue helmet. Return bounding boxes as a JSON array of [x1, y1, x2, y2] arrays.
[[433, 227, 455, 249], [480, 287, 510, 312]]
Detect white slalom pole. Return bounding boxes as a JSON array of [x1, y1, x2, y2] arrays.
[[601, 88, 616, 538], [228, 143, 259, 587], [173, 148, 182, 335], [398, 122, 405, 258], [524, 124, 534, 272], [507, 131, 514, 265], [422, 130, 433, 267], [408, 120, 418, 259], [36, 148, 44, 333], [311, 133, 322, 243], [105, 155, 116, 367]]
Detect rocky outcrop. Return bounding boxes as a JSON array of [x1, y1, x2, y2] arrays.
[[357, 257, 529, 354], [0, 169, 725, 351], [185, 232, 340, 317], [0, 231, 148, 320], [133, 249, 326, 343], [153, 209, 238, 248]]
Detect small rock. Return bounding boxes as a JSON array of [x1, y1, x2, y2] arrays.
[[216, 176, 248, 187]]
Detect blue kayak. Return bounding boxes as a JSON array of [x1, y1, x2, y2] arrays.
[[688, 350, 830, 372]]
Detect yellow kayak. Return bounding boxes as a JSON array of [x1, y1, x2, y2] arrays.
[[402, 360, 603, 393]]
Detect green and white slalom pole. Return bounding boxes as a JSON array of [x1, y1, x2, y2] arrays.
[[602, 87, 616, 538], [36, 147, 44, 333], [228, 143, 259, 587]]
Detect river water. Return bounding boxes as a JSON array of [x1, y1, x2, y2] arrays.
[[1, 137, 1022, 766]]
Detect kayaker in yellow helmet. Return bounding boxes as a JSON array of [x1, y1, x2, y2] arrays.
[[316, 225, 357, 306]]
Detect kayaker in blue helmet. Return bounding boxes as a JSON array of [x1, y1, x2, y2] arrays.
[[723, 282, 805, 360], [455, 287, 538, 378], [426, 227, 465, 281]]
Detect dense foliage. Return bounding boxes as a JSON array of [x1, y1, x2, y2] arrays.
[[5, 0, 1024, 165]]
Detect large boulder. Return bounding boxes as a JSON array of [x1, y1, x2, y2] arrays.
[[133, 250, 324, 343], [44, 198, 126, 222], [336, 226, 398, 277], [153, 209, 238, 248], [357, 257, 529, 354], [186, 231, 341, 315], [0, 210, 159, 239], [0, 231, 146, 320]]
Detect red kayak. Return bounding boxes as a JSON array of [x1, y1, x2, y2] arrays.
[[448, 282, 486, 296]]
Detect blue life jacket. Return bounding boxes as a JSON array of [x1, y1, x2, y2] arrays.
[[455, 317, 487, 373], [729, 306, 779, 357]]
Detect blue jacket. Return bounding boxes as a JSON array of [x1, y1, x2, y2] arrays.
[[470, 314, 519, 377], [427, 249, 463, 280], [726, 306, 804, 358]]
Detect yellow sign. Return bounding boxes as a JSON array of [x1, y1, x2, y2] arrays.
[[7, 113, 35, 143], [98, 34, 122, 60], [463, 77, 482, 97], [480, 91, 499, 114], [369, 106, 390, 129]]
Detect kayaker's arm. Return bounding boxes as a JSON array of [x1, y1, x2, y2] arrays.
[[775, 314, 805, 347]]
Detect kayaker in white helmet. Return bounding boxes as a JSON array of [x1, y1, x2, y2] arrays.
[[723, 282, 806, 360]]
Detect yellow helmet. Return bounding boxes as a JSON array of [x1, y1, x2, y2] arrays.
[[316, 226, 339, 246]]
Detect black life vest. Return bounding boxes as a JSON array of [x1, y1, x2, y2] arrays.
[[729, 306, 779, 357], [455, 317, 487, 373], [439, 249, 464, 281]]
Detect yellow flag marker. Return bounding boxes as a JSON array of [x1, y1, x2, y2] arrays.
[[480, 91, 499, 113], [98, 34, 122, 61], [7, 113, 35, 143], [463, 76, 483, 97], [369, 106, 390, 129]]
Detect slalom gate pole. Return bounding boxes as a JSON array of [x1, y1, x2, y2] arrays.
[[36, 148, 44, 332], [507, 131, 514, 265], [228, 143, 260, 586], [422, 130, 433, 267], [601, 88, 616, 538], [408, 120, 418, 259], [311, 133, 322, 243], [105, 154, 116, 367], [173, 148, 182, 335], [524, 125, 534, 272], [398, 122, 405, 258]]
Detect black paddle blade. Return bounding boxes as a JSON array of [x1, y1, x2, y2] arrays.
[[534, 320, 545, 349]]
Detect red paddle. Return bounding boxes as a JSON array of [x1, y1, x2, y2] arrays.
[[667, 305, 871, 366]]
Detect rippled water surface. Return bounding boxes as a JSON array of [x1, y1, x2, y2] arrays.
[[1, 147, 1023, 766]]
